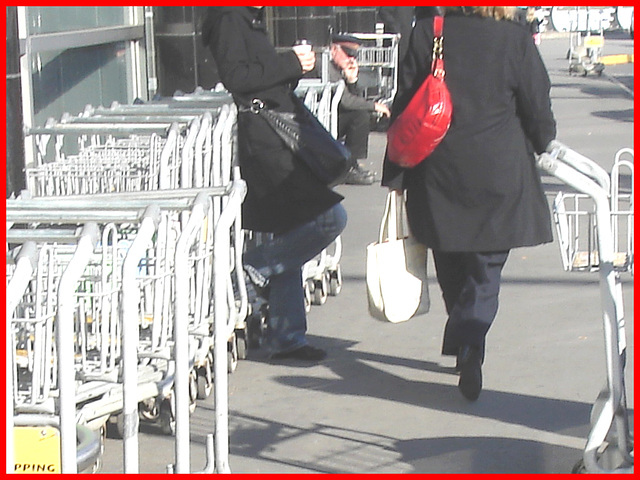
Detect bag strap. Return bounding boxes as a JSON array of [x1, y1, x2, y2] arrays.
[[379, 191, 408, 243], [431, 15, 445, 80]]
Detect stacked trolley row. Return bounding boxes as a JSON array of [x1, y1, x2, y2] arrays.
[[7, 91, 245, 473], [537, 141, 633, 473], [295, 80, 346, 310]]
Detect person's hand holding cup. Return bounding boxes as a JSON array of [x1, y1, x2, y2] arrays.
[[293, 40, 316, 74]]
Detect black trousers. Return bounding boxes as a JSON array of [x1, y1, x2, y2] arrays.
[[433, 250, 510, 360], [338, 109, 370, 160]]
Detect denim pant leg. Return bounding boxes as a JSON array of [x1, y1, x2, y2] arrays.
[[243, 203, 348, 353]]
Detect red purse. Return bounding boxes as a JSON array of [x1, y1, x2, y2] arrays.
[[387, 15, 452, 168]]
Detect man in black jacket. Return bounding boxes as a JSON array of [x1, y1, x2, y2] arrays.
[[329, 34, 391, 185]]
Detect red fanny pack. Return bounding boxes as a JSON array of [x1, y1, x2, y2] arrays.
[[387, 15, 452, 168]]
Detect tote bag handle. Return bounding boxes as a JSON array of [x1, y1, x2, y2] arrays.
[[379, 191, 408, 243]]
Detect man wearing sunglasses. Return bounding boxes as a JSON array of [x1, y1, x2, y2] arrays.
[[329, 34, 391, 185]]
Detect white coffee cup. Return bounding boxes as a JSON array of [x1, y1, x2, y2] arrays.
[[292, 41, 312, 54]]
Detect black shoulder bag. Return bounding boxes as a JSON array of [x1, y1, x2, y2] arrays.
[[242, 93, 354, 187]]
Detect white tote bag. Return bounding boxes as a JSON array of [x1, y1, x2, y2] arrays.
[[366, 191, 430, 323]]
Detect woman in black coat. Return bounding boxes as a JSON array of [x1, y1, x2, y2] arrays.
[[203, 7, 347, 361], [382, 7, 556, 400]]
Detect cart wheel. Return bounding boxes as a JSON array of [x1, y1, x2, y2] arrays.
[[227, 337, 238, 374], [304, 280, 313, 312], [236, 332, 248, 360], [91, 424, 107, 473], [188, 369, 198, 413], [328, 266, 342, 296], [312, 275, 328, 305], [196, 366, 213, 399], [159, 399, 176, 436]]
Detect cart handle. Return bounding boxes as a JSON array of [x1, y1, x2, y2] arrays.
[[545, 140, 611, 191]]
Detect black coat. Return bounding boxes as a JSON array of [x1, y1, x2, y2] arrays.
[[382, 13, 556, 252], [202, 7, 343, 234], [377, 7, 415, 61]]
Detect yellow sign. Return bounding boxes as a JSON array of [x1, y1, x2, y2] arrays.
[[13, 426, 61, 474], [584, 36, 604, 48]]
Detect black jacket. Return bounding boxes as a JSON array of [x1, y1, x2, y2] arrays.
[[377, 7, 415, 61], [202, 7, 342, 234], [382, 12, 556, 252]]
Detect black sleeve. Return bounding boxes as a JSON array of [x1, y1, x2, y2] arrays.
[[515, 35, 557, 154], [209, 12, 302, 94], [378, 7, 400, 33]]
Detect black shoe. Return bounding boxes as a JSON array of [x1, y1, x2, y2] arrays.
[[345, 164, 375, 185], [457, 346, 482, 401], [270, 345, 327, 362]]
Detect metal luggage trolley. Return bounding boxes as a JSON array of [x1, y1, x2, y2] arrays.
[[567, 7, 606, 76], [12, 95, 244, 473], [6, 240, 102, 474], [138, 91, 251, 375], [537, 141, 634, 473], [7, 184, 245, 474], [295, 80, 346, 310]]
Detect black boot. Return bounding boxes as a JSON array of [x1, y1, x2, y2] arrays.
[[457, 345, 483, 401]]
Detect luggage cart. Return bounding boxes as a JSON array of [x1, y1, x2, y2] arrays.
[[15, 93, 244, 473], [537, 141, 633, 474], [7, 183, 245, 474], [567, 7, 606, 76], [553, 147, 634, 274], [69, 96, 249, 383], [26, 121, 186, 194]]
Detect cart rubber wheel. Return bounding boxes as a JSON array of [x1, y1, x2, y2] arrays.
[[160, 399, 176, 436], [312, 275, 328, 305], [228, 349, 238, 373], [304, 280, 313, 312], [196, 367, 213, 399], [90, 424, 107, 473], [328, 266, 342, 296], [237, 333, 248, 360], [188, 369, 198, 413]]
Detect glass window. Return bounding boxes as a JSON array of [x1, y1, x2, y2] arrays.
[[26, 7, 130, 35], [30, 41, 133, 126]]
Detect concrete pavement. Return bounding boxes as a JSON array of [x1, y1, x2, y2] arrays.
[[101, 33, 634, 474]]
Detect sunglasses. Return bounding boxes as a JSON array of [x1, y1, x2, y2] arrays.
[[338, 45, 359, 58]]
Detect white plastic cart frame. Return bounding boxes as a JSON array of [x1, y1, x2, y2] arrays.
[[537, 141, 633, 473], [7, 182, 245, 473]]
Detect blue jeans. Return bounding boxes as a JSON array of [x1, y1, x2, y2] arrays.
[[243, 203, 348, 354]]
